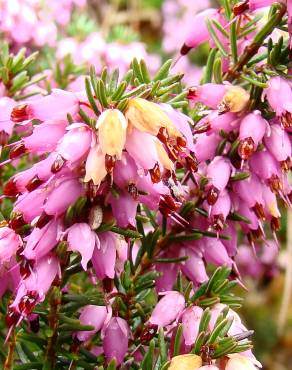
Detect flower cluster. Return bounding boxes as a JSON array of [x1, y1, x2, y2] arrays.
[[0, 0, 291, 369]]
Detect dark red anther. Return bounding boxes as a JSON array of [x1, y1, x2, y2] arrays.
[[186, 155, 198, 172], [127, 183, 138, 200], [140, 324, 158, 343], [206, 185, 220, 206], [149, 162, 161, 184], [9, 212, 26, 231], [176, 136, 187, 149], [9, 143, 27, 159], [25, 175, 43, 192], [271, 217, 280, 232], [252, 202, 266, 220], [233, 0, 249, 16], [268, 174, 282, 194], [20, 258, 34, 279], [157, 127, 168, 145], [281, 111, 292, 129], [10, 104, 29, 122], [0, 130, 9, 146], [5, 308, 21, 327], [3, 179, 19, 197], [212, 214, 225, 231], [105, 154, 116, 173], [29, 315, 40, 333], [35, 212, 53, 228], [18, 291, 38, 315], [159, 194, 180, 217], [51, 155, 66, 173], [238, 137, 255, 160], [102, 277, 114, 293], [180, 43, 192, 56], [280, 158, 291, 172], [187, 87, 198, 100]]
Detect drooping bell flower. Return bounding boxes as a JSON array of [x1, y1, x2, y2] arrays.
[[264, 124, 291, 170], [77, 305, 109, 341], [168, 354, 202, 370], [67, 223, 98, 270], [249, 0, 284, 11], [238, 112, 267, 160], [56, 123, 93, 166], [182, 306, 203, 346], [194, 132, 220, 162], [220, 86, 250, 113], [6, 153, 57, 197], [180, 8, 218, 55], [187, 83, 227, 109], [225, 354, 258, 370], [249, 149, 283, 193], [91, 232, 118, 280], [109, 192, 138, 228], [206, 156, 231, 205], [149, 291, 185, 328], [44, 176, 84, 216], [0, 227, 22, 263], [125, 98, 181, 138], [232, 173, 265, 219], [14, 187, 48, 223], [103, 317, 129, 365], [265, 76, 292, 129], [207, 189, 231, 231], [125, 128, 160, 171], [11, 255, 59, 316], [23, 119, 67, 154], [203, 238, 232, 267], [23, 219, 60, 261], [96, 109, 128, 160], [180, 246, 208, 285], [10, 89, 79, 123]]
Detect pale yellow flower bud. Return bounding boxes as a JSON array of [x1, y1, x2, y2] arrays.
[[226, 354, 258, 370], [221, 86, 250, 113], [155, 140, 174, 171], [168, 354, 202, 370], [96, 109, 127, 159], [125, 98, 181, 138]]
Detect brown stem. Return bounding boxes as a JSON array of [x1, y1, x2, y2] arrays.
[[4, 329, 16, 370], [43, 287, 62, 370], [225, 3, 287, 82]]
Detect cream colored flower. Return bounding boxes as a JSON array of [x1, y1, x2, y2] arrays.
[[96, 109, 127, 159], [168, 354, 202, 370]]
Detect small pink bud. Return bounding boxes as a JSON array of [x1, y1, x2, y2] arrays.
[[149, 291, 185, 328], [103, 317, 129, 365]]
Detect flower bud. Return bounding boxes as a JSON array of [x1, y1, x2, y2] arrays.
[[168, 354, 202, 370], [103, 317, 129, 365], [125, 98, 180, 137], [77, 305, 108, 341], [149, 291, 185, 328], [238, 112, 267, 160], [221, 86, 250, 113], [226, 354, 257, 370], [96, 109, 127, 159], [181, 8, 218, 54], [182, 306, 203, 346]]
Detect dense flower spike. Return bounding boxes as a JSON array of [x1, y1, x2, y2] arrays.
[[0, 0, 290, 368]]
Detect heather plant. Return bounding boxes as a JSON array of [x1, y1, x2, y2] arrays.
[[0, 1, 291, 369]]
